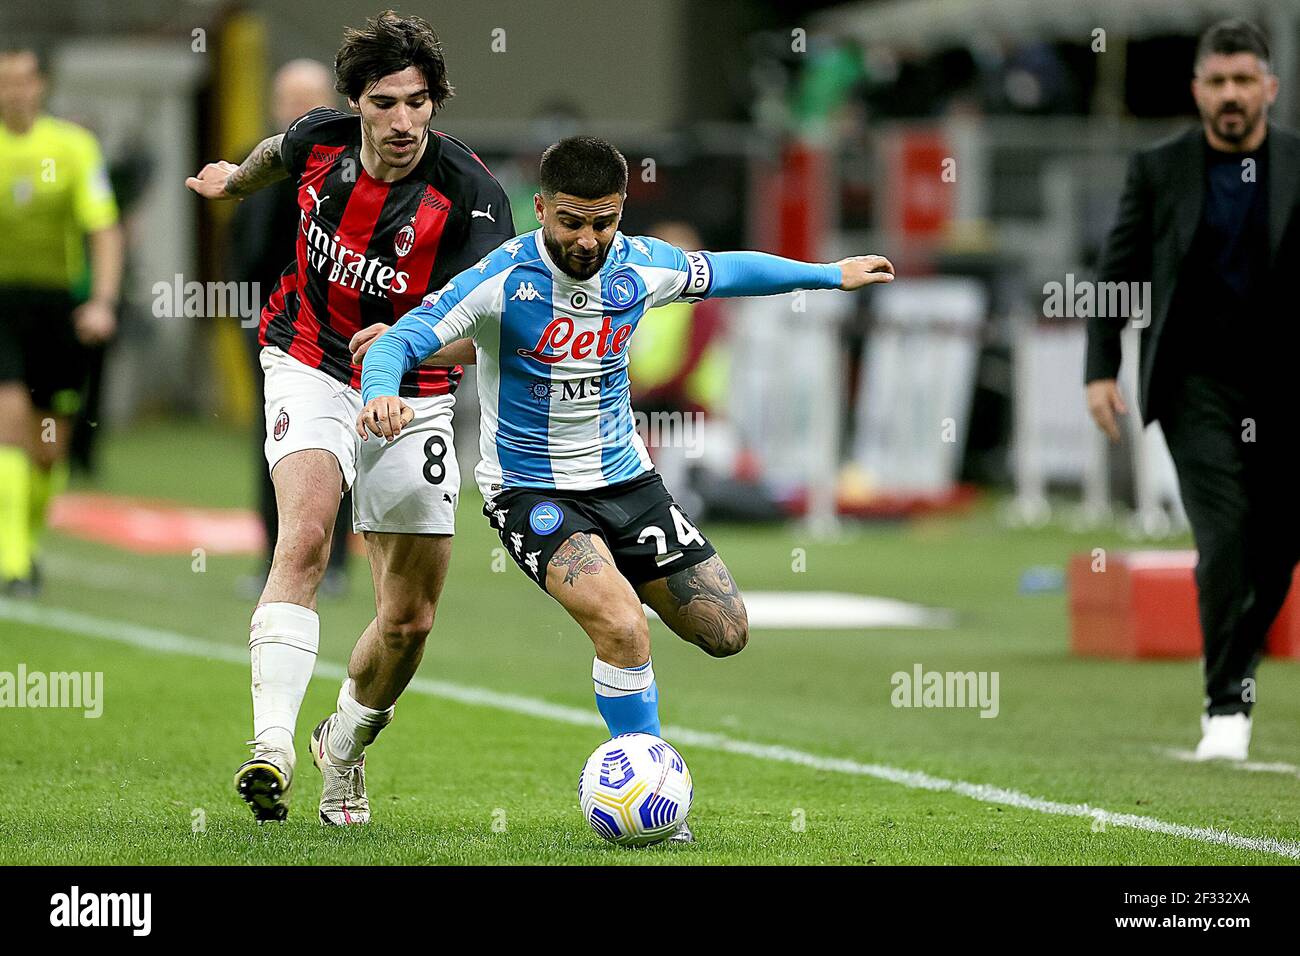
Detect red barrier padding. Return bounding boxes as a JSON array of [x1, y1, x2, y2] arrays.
[[1068, 551, 1300, 660]]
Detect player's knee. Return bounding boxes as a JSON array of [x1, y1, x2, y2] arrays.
[[275, 519, 333, 576], [377, 605, 434, 653], [594, 607, 650, 658], [709, 606, 749, 658]]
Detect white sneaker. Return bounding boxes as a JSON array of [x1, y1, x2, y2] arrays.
[[1194, 713, 1251, 761], [235, 742, 295, 822], [310, 716, 370, 825]]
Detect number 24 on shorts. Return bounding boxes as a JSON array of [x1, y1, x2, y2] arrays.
[[638, 505, 705, 562]]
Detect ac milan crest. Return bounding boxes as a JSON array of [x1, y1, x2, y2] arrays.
[[394, 223, 416, 258]]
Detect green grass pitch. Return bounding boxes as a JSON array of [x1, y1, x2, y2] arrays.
[[2, 422, 1298, 865]]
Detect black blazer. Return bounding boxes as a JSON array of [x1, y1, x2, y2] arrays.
[[1088, 124, 1300, 422]]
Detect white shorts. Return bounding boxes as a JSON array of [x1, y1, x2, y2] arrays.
[[260, 346, 460, 534]]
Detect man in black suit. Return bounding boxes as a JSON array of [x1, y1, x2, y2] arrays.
[[1088, 19, 1300, 761]]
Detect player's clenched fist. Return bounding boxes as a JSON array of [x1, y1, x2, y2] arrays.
[[357, 396, 415, 441], [836, 255, 895, 290], [184, 161, 240, 200]]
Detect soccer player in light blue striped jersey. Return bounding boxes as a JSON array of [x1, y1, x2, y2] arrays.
[[355, 137, 894, 842]]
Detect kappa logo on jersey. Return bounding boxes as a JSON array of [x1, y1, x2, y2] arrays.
[[529, 502, 563, 535], [510, 282, 543, 302], [524, 550, 541, 578], [608, 272, 637, 308], [516, 315, 633, 364], [505, 239, 525, 258], [394, 223, 416, 258], [273, 408, 290, 441]]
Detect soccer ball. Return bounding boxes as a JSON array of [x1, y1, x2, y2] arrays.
[[578, 733, 693, 847]]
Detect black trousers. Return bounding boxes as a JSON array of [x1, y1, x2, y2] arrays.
[[1158, 373, 1300, 715]]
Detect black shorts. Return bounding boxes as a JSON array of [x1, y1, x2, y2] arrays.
[[0, 287, 87, 414], [484, 470, 716, 593]]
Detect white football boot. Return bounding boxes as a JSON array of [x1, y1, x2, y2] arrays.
[[668, 819, 695, 844], [1194, 713, 1251, 762], [235, 742, 295, 823], [310, 716, 370, 825]]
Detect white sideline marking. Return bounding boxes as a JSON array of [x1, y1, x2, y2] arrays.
[[1157, 747, 1300, 779], [4, 598, 1300, 861]]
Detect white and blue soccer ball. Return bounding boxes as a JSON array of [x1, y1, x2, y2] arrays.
[[578, 733, 693, 847]]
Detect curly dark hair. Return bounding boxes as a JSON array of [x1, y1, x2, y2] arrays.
[[334, 10, 454, 109]]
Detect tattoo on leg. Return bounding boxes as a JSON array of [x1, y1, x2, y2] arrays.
[[550, 532, 607, 586], [664, 557, 748, 657]]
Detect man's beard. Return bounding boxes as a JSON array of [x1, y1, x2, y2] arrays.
[[1212, 105, 1259, 144], [543, 229, 607, 280]]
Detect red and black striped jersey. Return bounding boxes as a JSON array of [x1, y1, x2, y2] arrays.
[[259, 107, 516, 396]]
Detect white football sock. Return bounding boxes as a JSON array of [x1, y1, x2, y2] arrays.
[[248, 602, 319, 755], [327, 678, 394, 765]]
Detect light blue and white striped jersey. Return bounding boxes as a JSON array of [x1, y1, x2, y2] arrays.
[[383, 228, 716, 497]]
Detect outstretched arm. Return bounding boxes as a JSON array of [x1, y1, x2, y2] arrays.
[[185, 134, 287, 200], [700, 250, 893, 298]]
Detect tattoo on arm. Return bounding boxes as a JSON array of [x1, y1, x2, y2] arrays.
[[664, 557, 747, 656], [224, 134, 287, 198], [549, 532, 607, 587]]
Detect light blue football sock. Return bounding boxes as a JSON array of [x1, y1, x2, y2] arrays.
[[592, 657, 660, 737]]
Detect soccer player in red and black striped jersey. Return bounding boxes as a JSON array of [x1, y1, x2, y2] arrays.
[[186, 12, 514, 825]]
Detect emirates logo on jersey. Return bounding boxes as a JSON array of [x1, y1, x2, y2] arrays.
[[300, 213, 411, 297], [394, 223, 416, 258], [516, 315, 632, 365]]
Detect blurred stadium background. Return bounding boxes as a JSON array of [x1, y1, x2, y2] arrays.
[[8, 0, 1300, 530], [4, 0, 1300, 865]]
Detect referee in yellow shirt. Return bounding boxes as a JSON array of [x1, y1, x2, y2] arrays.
[[0, 47, 123, 595]]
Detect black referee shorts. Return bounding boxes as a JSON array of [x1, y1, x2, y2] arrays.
[[483, 470, 716, 593], [0, 286, 87, 415]]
